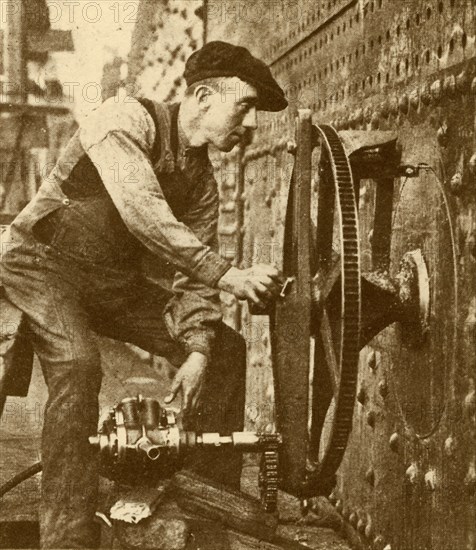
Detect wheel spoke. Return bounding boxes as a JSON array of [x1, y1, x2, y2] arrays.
[[319, 309, 339, 397]]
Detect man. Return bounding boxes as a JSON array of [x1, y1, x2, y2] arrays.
[[0, 41, 288, 548]]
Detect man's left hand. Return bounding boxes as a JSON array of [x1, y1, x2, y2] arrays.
[[164, 352, 207, 414]]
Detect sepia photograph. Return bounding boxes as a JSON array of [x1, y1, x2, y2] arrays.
[[0, 0, 475, 548]]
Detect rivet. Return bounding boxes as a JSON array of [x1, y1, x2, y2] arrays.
[[420, 83, 431, 105], [389, 432, 399, 451], [437, 123, 449, 147], [368, 228, 374, 245], [472, 77, 476, 95], [456, 70, 470, 93], [365, 468, 375, 486], [354, 108, 364, 124], [444, 436, 455, 456], [357, 387, 367, 405], [374, 535, 385, 550], [367, 410, 376, 428], [380, 100, 390, 118], [365, 522, 373, 539], [349, 512, 358, 526], [425, 469, 437, 490], [335, 499, 343, 513], [398, 94, 409, 114], [265, 194, 273, 207], [443, 74, 456, 97], [329, 491, 337, 504], [409, 89, 419, 109], [378, 379, 389, 398], [357, 518, 366, 534], [367, 350, 377, 371], [370, 112, 380, 129], [431, 79, 442, 101], [464, 461, 476, 495], [389, 96, 399, 116], [469, 153, 476, 175], [449, 172, 464, 195], [287, 140, 297, 154], [406, 462, 420, 484], [464, 381, 475, 421]]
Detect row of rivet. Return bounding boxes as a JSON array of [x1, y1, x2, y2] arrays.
[[333, 497, 391, 550], [328, 72, 476, 130]]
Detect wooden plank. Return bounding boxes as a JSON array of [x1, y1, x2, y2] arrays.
[[172, 470, 278, 541]]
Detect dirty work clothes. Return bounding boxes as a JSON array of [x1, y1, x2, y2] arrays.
[[0, 235, 246, 549], [0, 97, 243, 549], [5, 97, 231, 360]]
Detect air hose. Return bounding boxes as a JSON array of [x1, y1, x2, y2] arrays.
[[0, 461, 42, 498]]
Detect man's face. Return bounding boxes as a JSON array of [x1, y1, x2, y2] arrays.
[[198, 77, 259, 152]]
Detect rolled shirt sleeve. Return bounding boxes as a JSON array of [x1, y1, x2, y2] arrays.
[[79, 98, 231, 289]]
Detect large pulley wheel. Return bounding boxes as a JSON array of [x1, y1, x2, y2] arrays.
[[270, 111, 361, 498]]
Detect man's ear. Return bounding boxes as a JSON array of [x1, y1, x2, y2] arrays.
[[194, 85, 216, 109]]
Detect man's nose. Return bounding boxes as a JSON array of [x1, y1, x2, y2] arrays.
[[242, 107, 258, 130]]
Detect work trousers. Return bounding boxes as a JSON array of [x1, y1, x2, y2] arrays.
[[0, 238, 246, 549]]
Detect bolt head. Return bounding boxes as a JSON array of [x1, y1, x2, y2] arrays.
[[444, 436, 455, 456], [287, 140, 297, 154], [437, 124, 449, 146], [420, 83, 431, 105], [424, 469, 437, 491], [349, 512, 358, 526], [409, 89, 419, 109], [367, 411, 376, 428], [398, 94, 409, 114], [444, 75, 456, 96], [357, 518, 366, 533], [378, 380, 389, 398], [469, 153, 476, 175], [450, 172, 465, 195], [365, 468, 375, 486], [357, 387, 367, 405], [367, 350, 377, 370], [389, 432, 399, 451], [335, 499, 343, 513], [456, 70, 470, 93], [464, 463, 476, 495], [406, 463, 420, 484], [431, 79, 442, 101]]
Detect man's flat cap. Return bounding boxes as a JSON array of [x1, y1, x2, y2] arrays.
[[184, 41, 288, 112]]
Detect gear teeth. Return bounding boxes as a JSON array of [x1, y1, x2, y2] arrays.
[[304, 124, 361, 498], [258, 434, 281, 513]]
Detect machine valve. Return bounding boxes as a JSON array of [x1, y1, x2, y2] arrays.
[[89, 395, 282, 513]]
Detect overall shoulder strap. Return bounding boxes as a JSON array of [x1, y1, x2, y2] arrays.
[[136, 97, 176, 173]]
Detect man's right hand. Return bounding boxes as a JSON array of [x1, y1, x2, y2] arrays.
[[217, 264, 284, 308]]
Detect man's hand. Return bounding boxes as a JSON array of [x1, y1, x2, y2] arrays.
[[164, 352, 207, 414], [217, 264, 283, 308]]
